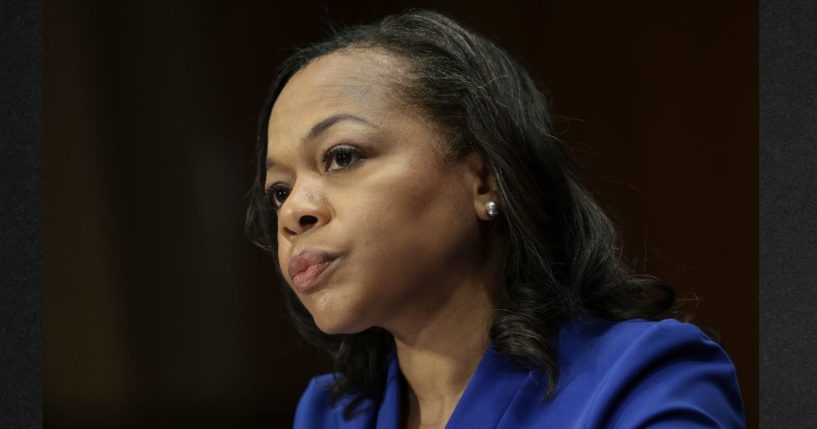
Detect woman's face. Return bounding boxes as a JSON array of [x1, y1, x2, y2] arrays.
[[265, 49, 490, 335]]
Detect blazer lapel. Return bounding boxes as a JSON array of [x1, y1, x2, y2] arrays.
[[444, 346, 533, 429], [374, 351, 403, 429]]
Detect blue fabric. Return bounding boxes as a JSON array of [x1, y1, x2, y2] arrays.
[[294, 318, 746, 428]]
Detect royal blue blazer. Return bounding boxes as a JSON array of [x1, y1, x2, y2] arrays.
[[294, 317, 746, 428]]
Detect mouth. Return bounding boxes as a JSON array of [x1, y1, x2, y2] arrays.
[[288, 250, 341, 293]]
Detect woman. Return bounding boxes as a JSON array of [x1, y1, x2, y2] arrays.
[[246, 10, 745, 429]]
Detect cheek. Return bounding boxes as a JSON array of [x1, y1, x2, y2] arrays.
[[359, 154, 464, 221], [344, 163, 476, 283]]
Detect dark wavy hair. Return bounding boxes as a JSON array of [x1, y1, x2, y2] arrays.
[[245, 9, 675, 419]]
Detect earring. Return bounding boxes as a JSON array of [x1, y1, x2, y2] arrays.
[[485, 201, 500, 219]]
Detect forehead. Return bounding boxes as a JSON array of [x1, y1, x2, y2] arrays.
[[267, 49, 406, 142]]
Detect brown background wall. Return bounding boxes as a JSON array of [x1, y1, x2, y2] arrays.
[[45, 1, 757, 427]]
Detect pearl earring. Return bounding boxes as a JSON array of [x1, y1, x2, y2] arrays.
[[485, 201, 500, 219]]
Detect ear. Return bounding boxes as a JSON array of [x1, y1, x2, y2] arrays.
[[461, 150, 500, 221]]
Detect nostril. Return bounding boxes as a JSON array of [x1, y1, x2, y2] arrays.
[[299, 215, 318, 227]]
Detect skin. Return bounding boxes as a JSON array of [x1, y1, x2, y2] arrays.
[[265, 48, 508, 429]]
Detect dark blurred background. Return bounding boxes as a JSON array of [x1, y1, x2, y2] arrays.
[[44, 1, 757, 427]]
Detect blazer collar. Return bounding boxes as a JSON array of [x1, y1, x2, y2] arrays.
[[374, 343, 534, 429]]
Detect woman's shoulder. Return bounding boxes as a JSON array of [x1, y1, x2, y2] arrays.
[[296, 372, 336, 405], [293, 373, 352, 429], [537, 317, 746, 428], [563, 316, 708, 345], [293, 373, 385, 428], [556, 317, 739, 382], [588, 316, 715, 347]]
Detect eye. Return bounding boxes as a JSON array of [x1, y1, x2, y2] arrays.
[[322, 145, 365, 172], [265, 185, 290, 210]]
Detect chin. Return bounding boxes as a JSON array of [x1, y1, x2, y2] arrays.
[[300, 284, 375, 335], [311, 310, 371, 336]]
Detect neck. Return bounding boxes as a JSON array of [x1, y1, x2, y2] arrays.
[[395, 282, 494, 428], [384, 226, 507, 429]]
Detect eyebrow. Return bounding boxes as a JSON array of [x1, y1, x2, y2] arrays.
[[266, 113, 376, 170]]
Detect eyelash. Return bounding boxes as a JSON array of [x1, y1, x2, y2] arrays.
[[322, 145, 365, 172], [264, 145, 366, 210]]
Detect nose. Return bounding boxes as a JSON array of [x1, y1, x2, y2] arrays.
[[277, 180, 330, 239]]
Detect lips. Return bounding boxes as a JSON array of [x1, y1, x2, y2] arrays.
[[287, 250, 340, 292]]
